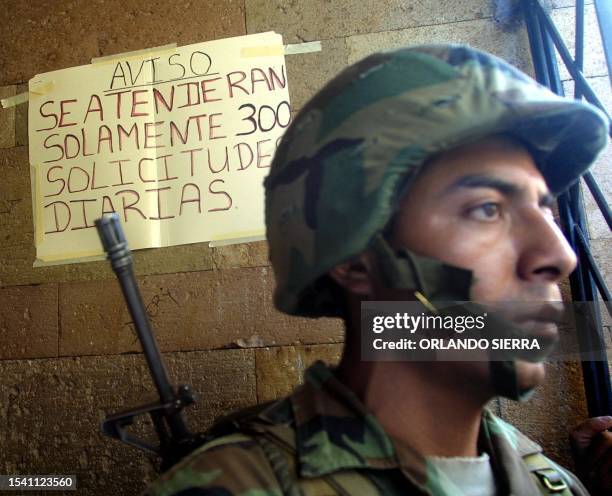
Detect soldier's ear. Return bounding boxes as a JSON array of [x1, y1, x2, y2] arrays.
[[328, 254, 374, 296]]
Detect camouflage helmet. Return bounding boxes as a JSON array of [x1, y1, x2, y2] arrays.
[[264, 44, 609, 317]]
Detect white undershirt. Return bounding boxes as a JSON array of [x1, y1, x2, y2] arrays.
[[427, 452, 498, 496]]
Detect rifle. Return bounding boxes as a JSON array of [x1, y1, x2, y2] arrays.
[[95, 213, 205, 470]]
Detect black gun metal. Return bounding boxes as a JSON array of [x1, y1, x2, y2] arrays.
[[95, 213, 205, 470]]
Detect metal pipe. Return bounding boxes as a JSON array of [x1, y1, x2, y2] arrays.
[[535, 1, 611, 125], [594, 0, 612, 83], [523, 0, 551, 87], [583, 172, 612, 231], [574, 225, 612, 316], [539, 3, 563, 96], [569, 182, 612, 417], [521, 0, 612, 417], [575, 0, 585, 99]]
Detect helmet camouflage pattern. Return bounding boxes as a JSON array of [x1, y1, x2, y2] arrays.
[[264, 43, 609, 317]]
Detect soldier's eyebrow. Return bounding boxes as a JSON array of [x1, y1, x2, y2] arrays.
[[441, 174, 555, 206], [443, 174, 520, 196]]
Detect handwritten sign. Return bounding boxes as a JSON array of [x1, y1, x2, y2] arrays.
[[28, 32, 290, 263]]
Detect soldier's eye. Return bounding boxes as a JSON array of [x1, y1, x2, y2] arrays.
[[466, 202, 501, 221]]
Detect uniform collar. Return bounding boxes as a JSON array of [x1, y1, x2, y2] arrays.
[[289, 361, 545, 494], [290, 360, 398, 477]]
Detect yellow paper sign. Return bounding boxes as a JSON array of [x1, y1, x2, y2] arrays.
[[28, 32, 290, 263]]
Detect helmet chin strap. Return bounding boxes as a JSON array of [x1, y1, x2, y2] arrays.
[[489, 361, 536, 402], [368, 234, 542, 402]]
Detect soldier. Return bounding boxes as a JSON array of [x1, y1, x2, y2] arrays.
[[145, 44, 609, 495]]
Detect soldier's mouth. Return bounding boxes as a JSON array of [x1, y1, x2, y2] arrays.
[[516, 320, 559, 341], [510, 303, 566, 349], [482, 301, 565, 344]]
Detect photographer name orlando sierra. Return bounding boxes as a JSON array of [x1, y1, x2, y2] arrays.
[[365, 304, 542, 356]]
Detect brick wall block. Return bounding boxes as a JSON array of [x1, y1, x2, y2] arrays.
[[0, 283, 58, 359], [0, 86, 16, 148], [0, 348, 256, 495], [0, 1, 246, 85], [60, 266, 344, 356], [256, 343, 343, 402], [246, 0, 492, 44]]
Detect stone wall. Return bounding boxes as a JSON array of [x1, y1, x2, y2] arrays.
[[0, 1, 609, 494]]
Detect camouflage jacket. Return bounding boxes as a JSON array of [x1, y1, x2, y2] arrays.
[[145, 361, 590, 496]]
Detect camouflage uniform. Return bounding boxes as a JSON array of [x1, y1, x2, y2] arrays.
[[146, 361, 590, 495], [146, 44, 608, 495]]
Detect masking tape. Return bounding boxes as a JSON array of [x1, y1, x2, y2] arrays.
[[208, 232, 266, 247], [241, 45, 285, 57], [1, 91, 28, 108], [284, 41, 322, 55], [91, 42, 178, 65], [241, 41, 322, 58], [30, 80, 54, 96]]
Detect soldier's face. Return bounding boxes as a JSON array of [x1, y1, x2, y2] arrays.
[[389, 135, 577, 389]]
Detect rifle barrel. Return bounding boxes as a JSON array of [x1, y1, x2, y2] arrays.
[[95, 214, 190, 440]]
